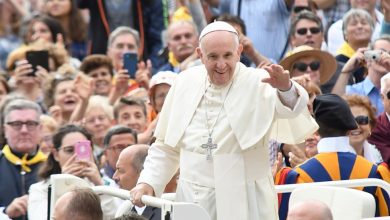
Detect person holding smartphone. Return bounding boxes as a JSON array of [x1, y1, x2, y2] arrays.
[[7, 53, 49, 105], [106, 27, 152, 99], [28, 124, 117, 220]]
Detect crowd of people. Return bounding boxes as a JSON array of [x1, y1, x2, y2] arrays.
[[1, 0, 390, 220]]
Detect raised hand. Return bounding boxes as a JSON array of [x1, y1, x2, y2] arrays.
[[48, 105, 63, 125], [262, 64, 292, 91], [342, 48, 367, 74], [35, 65, 50, 88], [135, 60, 152, 89], [291, 74, 311, 88], [79, 160, 104, 186], [13, 60, 34, 86], [61, 154, 84, 177], [74, 75, 94, 101]]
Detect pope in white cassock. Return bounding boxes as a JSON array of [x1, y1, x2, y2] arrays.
[[130, 21, 318, 220]]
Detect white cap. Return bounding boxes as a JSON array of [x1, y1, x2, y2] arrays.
[[149, 71, 177, 90], [199, 21, 238, 41]]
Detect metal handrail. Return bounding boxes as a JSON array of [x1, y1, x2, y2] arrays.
[[92, 185, 174, 208]]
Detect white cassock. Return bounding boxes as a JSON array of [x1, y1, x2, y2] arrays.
[[138, 62, 318, 220]]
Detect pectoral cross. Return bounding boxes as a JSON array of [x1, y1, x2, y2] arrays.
[[201, 137, 217, 160]]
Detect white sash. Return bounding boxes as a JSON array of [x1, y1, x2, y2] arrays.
[[179, 146, 274, 220]]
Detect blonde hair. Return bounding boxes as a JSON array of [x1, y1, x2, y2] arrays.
[[85, 95, 114, 120], [40, 114, 59, 133]]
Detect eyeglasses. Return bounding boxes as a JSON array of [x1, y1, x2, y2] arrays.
[[293, 61, 321, 72], [57, 146, 75, 154], [293, 6, 311, 14], [106, 144, 129, 153], [6, 121, 39, 130], [296, 27, 321, 35], [387, 91, 390, 99], [355, 115, 370, 125]]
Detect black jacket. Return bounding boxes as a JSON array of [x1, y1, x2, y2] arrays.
[[77, 0, 165, 68]]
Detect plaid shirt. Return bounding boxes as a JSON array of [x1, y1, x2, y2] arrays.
[[323, 0, 351, 26]]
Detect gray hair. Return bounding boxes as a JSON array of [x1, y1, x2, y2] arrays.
[[342, 9, 375, 41], [131, 144, 149, 173], [85, 95, 114, 120], [381, 72, 390, 94], [289, 10, 323, 37], [108, 26, 140, 48], [167, 20, 199, 39], [3, 99, 42, 123]]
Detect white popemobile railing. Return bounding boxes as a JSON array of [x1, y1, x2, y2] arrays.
[[49, 174, 211, 220], [50, 174, 390, 220], [92, 185, 211, 220]]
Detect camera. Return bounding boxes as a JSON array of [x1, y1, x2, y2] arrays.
[[364, 50, 382, 61]]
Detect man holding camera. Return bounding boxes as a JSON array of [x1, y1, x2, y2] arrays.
[[332, 36, 390, 115]]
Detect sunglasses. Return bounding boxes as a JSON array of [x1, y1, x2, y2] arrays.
[[293, 61, 321, 72], [387, 91, 390, 99], [293, 6, 311, 14], [355, 115, 369, 125], [296, 27, 321, 35]]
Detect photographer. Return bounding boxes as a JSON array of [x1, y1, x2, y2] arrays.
[[332, 35, 390, 115]]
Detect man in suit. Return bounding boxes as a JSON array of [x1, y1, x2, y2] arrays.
[[113, 144, 161, 220], [276, 94, 390, 219]]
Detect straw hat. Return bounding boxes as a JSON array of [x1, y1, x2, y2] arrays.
[[280, 45, 337, 84]]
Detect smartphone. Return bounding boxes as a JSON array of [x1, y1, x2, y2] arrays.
[[74, 140, 92, 161], [123, 52, 138, 78], [364, 50, 382, 62], [26, 50, 49, 76]]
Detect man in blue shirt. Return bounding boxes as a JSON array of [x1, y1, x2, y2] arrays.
[[219, 0, 294, 62], [332, 35, 390, 115]]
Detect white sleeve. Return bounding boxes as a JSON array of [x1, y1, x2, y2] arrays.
[[277, 82, 299, 109], [275, 80, 309, 118], [137, 139, 180, 198], [0, 207, 11, 220], [28, 182, 48, 220]]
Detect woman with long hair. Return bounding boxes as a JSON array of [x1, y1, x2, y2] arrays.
[[44, 0, 87, 60], [28, 124, 116, 220]]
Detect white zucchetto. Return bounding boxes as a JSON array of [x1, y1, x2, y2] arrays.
[[199, 21, 239, 41]]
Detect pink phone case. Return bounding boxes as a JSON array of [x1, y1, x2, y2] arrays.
[[75, 140, 91, 161]]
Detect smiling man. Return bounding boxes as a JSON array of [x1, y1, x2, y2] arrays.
[[130, 21, 316, 220], [159, 20, 199, 73]]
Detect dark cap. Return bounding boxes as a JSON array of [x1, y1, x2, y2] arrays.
[[313, 94, 358, 130]]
